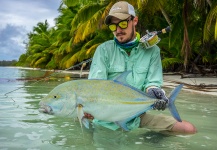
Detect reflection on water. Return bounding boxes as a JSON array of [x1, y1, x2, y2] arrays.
[[0, 67, 217, 150]]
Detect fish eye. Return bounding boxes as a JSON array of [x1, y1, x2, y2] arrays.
[[54, 95, 57, 98]]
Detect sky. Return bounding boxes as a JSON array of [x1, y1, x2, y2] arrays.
[[0, 0, 62, 61]]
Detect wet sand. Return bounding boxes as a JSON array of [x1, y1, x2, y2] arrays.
[[163, 75, 217, 96]]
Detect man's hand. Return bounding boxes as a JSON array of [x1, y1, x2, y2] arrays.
[[152, 99, 167, 110], [84, 113, 94, 120], [147, 87, 169, 111]]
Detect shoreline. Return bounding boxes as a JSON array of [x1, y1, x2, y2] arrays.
[[163, 75, 217, 96], [7, 66, 217, 96]]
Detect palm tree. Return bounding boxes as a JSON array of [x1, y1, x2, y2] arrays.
[[25, 20, 54, 68], [137, 0, 216, 73], [56, 0, 114, 69], [17, 0, 216, 73], [50, 4, 80, 69]]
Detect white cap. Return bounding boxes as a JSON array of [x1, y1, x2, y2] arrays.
[[105, 1, 136, 25]]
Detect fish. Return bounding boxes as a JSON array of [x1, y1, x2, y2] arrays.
[[39, 72, 183, 131]]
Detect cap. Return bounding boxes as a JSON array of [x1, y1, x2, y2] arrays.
[[105, 1, 136, 25]]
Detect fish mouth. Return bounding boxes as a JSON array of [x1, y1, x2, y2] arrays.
[[39, 103, 53, 114]]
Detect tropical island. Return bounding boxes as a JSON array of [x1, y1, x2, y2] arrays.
[[0, 60, 17, 66], [14, 0, 216, 77]]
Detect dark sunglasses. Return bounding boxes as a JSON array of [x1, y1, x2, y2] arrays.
[[108, 17, 134, 32]]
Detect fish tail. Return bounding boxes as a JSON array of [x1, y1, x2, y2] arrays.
[[168, 84, 183, 122]]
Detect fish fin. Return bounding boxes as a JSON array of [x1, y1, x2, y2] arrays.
[[168, 84, 183, 122], [113, 71, 150, 97], [115, 121, 130, 131], [116, 106, 152, 131], [82, 118, 89, 129], [76, 105, 90, 132], [113, 71, 132, 84], [75, 94, 90, 129], [76, 104, 85, 129]]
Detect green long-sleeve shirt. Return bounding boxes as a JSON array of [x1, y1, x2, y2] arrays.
[[88, 40, 163, 91], [88, 40, 163, 131]]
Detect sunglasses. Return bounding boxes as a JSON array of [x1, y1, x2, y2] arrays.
[[108, 17, 133, 32]]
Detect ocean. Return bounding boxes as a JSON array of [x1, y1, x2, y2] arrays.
[[0, 66, 217, 150]]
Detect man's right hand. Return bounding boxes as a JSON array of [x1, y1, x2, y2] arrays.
[[84, 113, 94, 120]]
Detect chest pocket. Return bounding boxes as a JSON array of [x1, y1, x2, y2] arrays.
[[108, 66, 125, 80], [132, 67, 148, 89]]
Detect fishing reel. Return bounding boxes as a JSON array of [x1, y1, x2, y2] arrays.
[[140, 26, 171, 49]]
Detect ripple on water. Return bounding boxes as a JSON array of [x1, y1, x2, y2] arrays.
[[14, 131, 42, 140], [1, 67, 217, 149]]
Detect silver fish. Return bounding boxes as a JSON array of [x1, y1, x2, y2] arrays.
[[39, 72, 182, 131]]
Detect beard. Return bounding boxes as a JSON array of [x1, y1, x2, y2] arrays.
[[115, 25, 135, 44]]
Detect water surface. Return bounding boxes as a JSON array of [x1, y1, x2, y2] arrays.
[[0, 67, 216, 150]]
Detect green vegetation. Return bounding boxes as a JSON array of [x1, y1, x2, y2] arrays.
[[0, 60, 17, 66], [16, 0, 217, 74]]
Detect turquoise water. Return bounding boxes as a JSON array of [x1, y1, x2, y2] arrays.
[[0, 66, 217, 150]]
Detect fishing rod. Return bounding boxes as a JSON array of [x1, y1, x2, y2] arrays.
[[4, 26, 171, 100], [65, 58, 92, 71], [64, 26, 171, 71]]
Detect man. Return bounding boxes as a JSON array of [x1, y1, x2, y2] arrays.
[[87, 1, 196, 134]]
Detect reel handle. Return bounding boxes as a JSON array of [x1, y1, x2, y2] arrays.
[[140, 26, 171, 49], [157, 26, 171, 35]]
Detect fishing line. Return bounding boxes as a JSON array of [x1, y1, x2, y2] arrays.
[[4, 76, 50, 102], [4, 58, 93, 102], [4, 26, 170, 102]]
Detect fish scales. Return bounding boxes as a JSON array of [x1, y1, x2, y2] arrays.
[[39, 74, 183, 131]]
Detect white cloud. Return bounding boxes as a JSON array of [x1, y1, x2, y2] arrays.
[[0, 0, 62, 61], [0, 24, 27, 60]]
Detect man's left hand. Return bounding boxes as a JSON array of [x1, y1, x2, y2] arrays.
[[153, 99, 167, 110], [147, 87, 169, 110]]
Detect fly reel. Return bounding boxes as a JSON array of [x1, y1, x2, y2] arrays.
[[140, 26, 171, 49]]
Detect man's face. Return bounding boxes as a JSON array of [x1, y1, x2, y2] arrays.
[[110, 16, 137, 43]]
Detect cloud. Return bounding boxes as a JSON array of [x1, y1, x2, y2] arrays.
[[0, 24, 27, 60], [0, 0, 62, 61]]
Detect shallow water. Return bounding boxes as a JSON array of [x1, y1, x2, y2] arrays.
[[0, 67, 217, 150]]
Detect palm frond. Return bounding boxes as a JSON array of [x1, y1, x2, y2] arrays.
[[62, 52, 78, 69], [34, 57, 48, 67], [85, 44, 100, 57], [162, 57, 183, 69], [58, 42, 68, 55], [203, 2, 217, 41], [72, 8, 106, 44], [71, 3, 104, 29], [46, 57, 58, 69]]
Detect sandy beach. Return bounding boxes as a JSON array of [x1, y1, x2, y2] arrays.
[[163, 75, 217, 96]]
